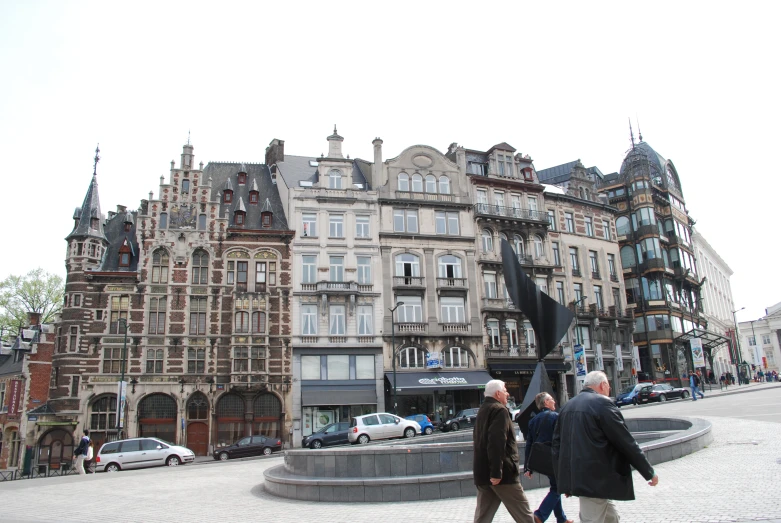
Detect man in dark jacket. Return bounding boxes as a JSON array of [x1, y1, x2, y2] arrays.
[[524, 393, 572, 523], [473, 379, 535, 523], [552, 371, 658, 522], [72, 429, 90, 476]]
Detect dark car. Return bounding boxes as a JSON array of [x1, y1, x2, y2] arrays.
[[615, 382, 654, 407], [301, 422, 350, 449], [440, 408, 479, 432], [213, 434, 282, 460], [637, 383, 690, 403]]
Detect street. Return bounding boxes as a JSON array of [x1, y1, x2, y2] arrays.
[[0, 385, 779, 523]]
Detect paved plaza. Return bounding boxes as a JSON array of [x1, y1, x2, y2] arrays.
[[1, 385, 780, 523]]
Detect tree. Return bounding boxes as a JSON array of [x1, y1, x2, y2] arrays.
[[0, 268, 64, 340]]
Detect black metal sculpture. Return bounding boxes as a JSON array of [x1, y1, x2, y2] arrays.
[[500, 239, 574, 436]]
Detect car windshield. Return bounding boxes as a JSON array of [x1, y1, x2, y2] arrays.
[[620, 385, 636, 395], [453, 411, 464, 418]]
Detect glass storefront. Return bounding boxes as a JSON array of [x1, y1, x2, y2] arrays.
[[302, 404, 374, 437]]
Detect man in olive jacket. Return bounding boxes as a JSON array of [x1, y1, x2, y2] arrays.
[[552, 371, 659, 522], [473, 379, 535, 523]]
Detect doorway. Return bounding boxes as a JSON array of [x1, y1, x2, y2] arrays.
[[186, 422, 208, 456]]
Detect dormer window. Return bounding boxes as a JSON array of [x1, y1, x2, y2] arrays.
[[238, 173, 247, 185], [328, 169, 342, 189], [124, 222, 132, 232], [235, 212, 245, 225], [224, 190, 233, 203], [262, 214, 271, 228], [90, 217, 99, 230], [249, 192, 259, 204], [522, 168, 533, 181]]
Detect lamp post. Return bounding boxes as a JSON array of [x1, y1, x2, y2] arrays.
[[731, 307, 745, 385], [389, 302, 404, 416], [750, 320, 759, 379], [116, 318, 129, 437]]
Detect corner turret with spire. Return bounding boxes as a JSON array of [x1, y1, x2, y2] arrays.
[[66, 145, 109, 270]]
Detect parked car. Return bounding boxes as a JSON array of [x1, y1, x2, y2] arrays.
[[440, 408, 479, 432], [348, 413, 420, 444], [96, 437, 195, 472], [302, 422, 350, 449], [405, 414, 435, 435], [615, 382, 654, 407], [637, 383, 690, 403], [213, 434, 282, 460]]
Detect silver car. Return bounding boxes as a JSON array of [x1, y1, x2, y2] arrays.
[[348, 413, 420, 444], [95, 437, 195, 472]]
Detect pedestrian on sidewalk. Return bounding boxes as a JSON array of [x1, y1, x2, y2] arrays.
[[719, 374, 726, 390], [72, 429, 90, 475], [473, 379, 535, 523], [553, 371, 658, 522], [524, 393, 573, 523], [690, 371, 705, 400]]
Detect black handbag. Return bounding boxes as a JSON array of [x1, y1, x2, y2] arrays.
[[526, 412, 555, 477]]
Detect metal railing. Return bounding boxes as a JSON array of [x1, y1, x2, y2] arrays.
[[396, 191, 456, 203], [436, 277, 467, 288], [473, 204, 549, 222], [393, 276, 425, 287]]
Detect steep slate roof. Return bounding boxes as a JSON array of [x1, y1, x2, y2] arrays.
[[100, 210, 140, 271], [275, 155, 319, 187], [203, 162, 289, 230], [66, 174, 107, 242], [0, 353, 23, 378], [487, 142, 517, 153], [537, 160, 580, 185], [352, 160, 371, 189]]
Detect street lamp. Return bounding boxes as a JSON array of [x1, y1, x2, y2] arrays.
[[389, 302, 405, 416], [750, 320, 759, 377], [116, 318, 129, 436], [731, 307, 745, 385]]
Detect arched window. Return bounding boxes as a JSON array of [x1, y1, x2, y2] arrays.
[[443, 347, 470, 368], [499, 232, 508, 245], [89, 395, 117, 432], [251, 311, 266, 333], [254, 394, 282, 438], [235, 312, 250, 333], [621, 245, 636, 268], [425, 175, 437, 193], [481, 229, 494, 253], [152, 249, 169, 284], [399, 347, 427, 368], [513, 235, 525, 258], [187, 392, 209, 420], [138, 393, 177, 442], [438, 255, 462, 279], [411, 174, 423, 192], [616, 216, 631, 237], [398, 173, 409, 192], [216, 394, 245, 446], [192, 250, 209, 284], [395, 253, 421, 277], [38, 429, 74, 469], [328, 169, 342, 189], [438, 176, 450, 194], [534, 235, 544, 259]]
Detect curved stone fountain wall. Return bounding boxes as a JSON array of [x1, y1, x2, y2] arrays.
[[262, 416, 712, 502]]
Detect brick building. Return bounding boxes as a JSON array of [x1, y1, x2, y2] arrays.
[[49, 143, 293, 456]]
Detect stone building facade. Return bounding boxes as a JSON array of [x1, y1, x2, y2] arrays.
[[739, 302, 781, 374], [50, 143, 293, 456], [538, 160, 634, 397]]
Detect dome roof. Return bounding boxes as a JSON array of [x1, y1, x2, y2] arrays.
[[619, 141, 682, 195]]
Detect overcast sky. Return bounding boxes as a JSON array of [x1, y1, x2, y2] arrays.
[[1, 1, 778, 324]]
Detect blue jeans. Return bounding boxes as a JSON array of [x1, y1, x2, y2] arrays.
[[535, 475, 567, 522], [691, 386, 704, 399]]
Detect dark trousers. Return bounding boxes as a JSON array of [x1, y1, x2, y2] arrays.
[[474, 482, 535, 523], [535, 476, 568, 522]]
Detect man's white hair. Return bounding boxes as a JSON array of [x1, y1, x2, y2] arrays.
[[484, 379, 505, 398], [583, 370, 608, 388]]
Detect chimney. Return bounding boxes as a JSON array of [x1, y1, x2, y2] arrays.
[[372, 138, 383, 188], [265, 139, 285, 166], [117, 205, 127, 213], [27, 312, 41, 327]]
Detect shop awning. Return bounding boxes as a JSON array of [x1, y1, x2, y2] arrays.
[[32, 421, 78, 426], [674, 329, 730, 351], [489, 362, 568, 372], [302, 387, 377, 406], [384, 370, 494, 392]]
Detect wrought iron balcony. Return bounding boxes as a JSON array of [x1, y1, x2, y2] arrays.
[[484, 344, 536, 358], [592, 271, 601, 280], [473, 204, 549, 223], [572, 268, 581, 277], [610, 274, 619, 282]]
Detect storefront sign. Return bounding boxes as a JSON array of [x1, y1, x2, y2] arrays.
[[595, 344, 605, 371], [426, 352, 442, 369], [574, 344, 587, 379], [417, 376, 468, 386], [117, 381, 127, 429], [632, 345, 641, 373], [8, 379, 22, 416], [615, 344, 624, 371], [690, 338, 705, 368], [28, 415, 38, 421]]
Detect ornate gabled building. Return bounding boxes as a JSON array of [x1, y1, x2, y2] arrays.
[[51, 142, 293, 456], [598, 138, 706, 386], [445, 142, 562, 407], [538, 160, 634, 397]]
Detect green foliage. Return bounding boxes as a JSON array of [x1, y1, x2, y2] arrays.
[[0, 268, 64, 339]]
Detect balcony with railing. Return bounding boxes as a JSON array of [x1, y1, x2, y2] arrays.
[[591, 271, 601, 280], [572, 268, 581, 277], [478, 251, 553, 270], [485, 344, 536, 358], [295, 335, 379, 345], [610, 273, 619, 282], [395, 191, 457, 203], [439, 323, 471, 333], [299, 281, 374, 294], [395, 322, 427, 333], [436, 277, 468, 290], [392, 276, 426, 289], [473, 204, 549, 223], [481, 297, 517, 310]]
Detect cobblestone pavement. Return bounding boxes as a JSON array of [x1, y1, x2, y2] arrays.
[[2, 389, 780, 523]]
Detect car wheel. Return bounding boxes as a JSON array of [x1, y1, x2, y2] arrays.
[[358, 434, 370, 445], [105, 463, 121, 472], [451, 422, 460, 431], [166, 455, 181, 466], [424, 427, 433, 435], [310, 440, 323, 449], [632, 398, 637, 405], [219, 452, 230, 461], [404, 427, 416, 438], [262, 447, 272, 456], [659, 394, 667, 402], [682, 391, 690, 399]]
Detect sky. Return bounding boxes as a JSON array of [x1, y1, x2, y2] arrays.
[[0, 1, 778, 324]]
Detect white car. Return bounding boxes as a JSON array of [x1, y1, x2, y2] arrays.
[[348, 413, 420, 444], [95, 437, 195, 472]]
